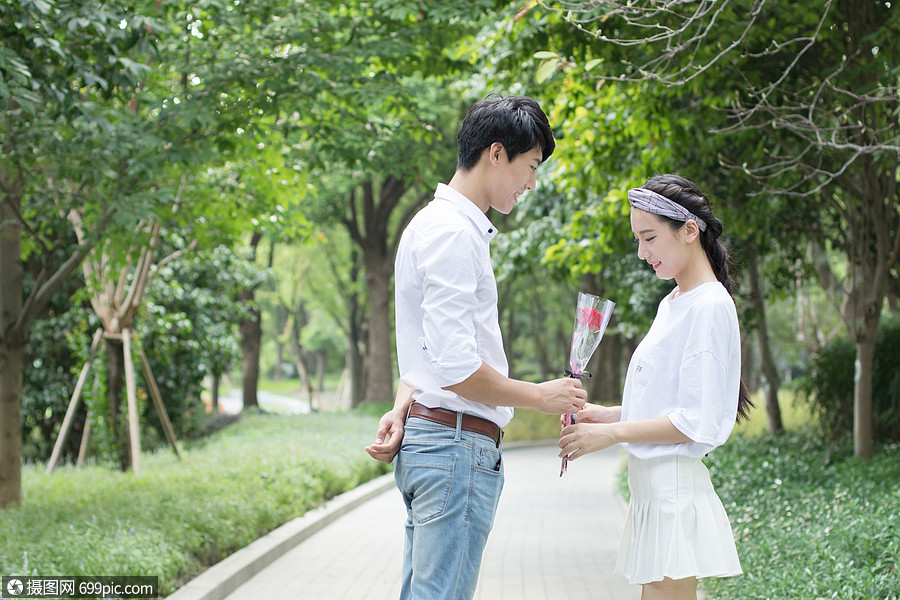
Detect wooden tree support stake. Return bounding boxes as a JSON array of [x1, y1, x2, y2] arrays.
[[122, 328, 142, 475], [76, 412, 91, 468], [138, 347, 182, 460], [48, 329, 183, 474], [46, 329, 103, 474]]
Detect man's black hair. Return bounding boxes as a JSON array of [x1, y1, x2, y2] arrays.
[[456, 95, 555, 171]]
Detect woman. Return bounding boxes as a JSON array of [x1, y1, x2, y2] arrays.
[[559, 174, 752, 600]]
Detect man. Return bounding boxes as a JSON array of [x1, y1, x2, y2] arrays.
[[365, 95, 587, 600]]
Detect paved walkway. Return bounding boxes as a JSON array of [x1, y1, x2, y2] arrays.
[[218, 390, 312, 415], [169, 444, 639, 600]]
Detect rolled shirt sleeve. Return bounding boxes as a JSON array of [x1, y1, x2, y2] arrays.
[[667, 351, 734, 452]]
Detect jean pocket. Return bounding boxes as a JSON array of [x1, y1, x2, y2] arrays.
[[475, 446, 501, 473], [397, 448, 456, 524]]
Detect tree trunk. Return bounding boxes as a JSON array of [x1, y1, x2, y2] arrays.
[[602, 330, 623, 406], [814, 173, 894, 460], [211, 375, 220, 412], [0, 170, 25, 507], [823, 12, 897, 457], [530, 289, 554, 379], [578, 271, 623, 405], [315, 350, 326, 392], [347, 250, 366, 409], [582, 328, 620, 406], [273, 305, 288, 381], [238, 232, 264, 410], [852, 309, 879, 460], [287, 315, 314, 403], [309, 350, 325, 412], [814, 235, 879, 460], [502, 289, 516, 379], [347, 335, 365, 409], [0, 341, 24, 508], [240, 306, 261, 410], [740, 331, 758, 393], [273, 341, 284, 381], [344, 179, 425, 407], [363, 254, 393, 404], [746, 242, 783, 434], [1, 168, 108, 501], [105, 337, 131, 470]]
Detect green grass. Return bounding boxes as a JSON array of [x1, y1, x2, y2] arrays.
[[609, 389, 900, 598], [704, 433, 900, 599], [257, 377, 306, 396], [7, 391, 896, 600], [233, 375, 344, 399], [0, 410, 389, 596], [732, 388, 812, 437]]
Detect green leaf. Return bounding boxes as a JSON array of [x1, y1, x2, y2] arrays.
[[535, 58, 559, 83], [115, 57, 151, 76], [534, 51, 559, 60], [83, 72, 109, 90], [31, 0, 53, 15]]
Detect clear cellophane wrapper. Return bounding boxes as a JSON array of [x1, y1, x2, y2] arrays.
[[561, 293, 615, 476]]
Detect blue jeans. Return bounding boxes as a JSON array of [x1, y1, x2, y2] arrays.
[[394, 415, 504, 600]]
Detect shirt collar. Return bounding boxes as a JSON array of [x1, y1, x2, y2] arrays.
[[434, 183, 499, 242]]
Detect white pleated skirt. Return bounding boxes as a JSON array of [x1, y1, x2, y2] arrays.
[[614, 454, 742, 585]]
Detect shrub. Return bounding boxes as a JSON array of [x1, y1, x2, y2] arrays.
[[0, 411, 389, 596], [22, 307, 98, 463], [796, 314, 900, 443]]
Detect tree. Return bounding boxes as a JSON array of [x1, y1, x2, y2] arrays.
[[71, 209, 196, 470], [1, 0, 162, 506], [2, 0, 303, 497], [260, 239, 346, 408], [152, 0, 499, 408], [139, 244, 252, 436], [462, 0, 897, 450], [492, 183, 624, 402], [540, 0, 900, 458], [285, 49, 481, 406]]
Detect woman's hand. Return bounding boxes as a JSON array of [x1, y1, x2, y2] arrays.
[[558, 422, 618, 462], [575, 402, 620, 424], [560, 415, 692, 461]]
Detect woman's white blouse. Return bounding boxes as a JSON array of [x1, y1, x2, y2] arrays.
[[620, 281, 741, 459]]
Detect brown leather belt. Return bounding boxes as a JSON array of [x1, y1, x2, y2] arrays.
[[407, 402, 502, 447]]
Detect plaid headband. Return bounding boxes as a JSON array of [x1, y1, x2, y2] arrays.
[[628, 187, 708, 232]]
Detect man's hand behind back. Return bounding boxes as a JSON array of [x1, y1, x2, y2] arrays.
[[364, 409, 405, 464]]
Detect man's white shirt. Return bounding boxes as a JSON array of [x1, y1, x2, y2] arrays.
[[394, 183, 513, 428]]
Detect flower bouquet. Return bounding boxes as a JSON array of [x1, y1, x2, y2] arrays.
[[560, 292, 615, 476]]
